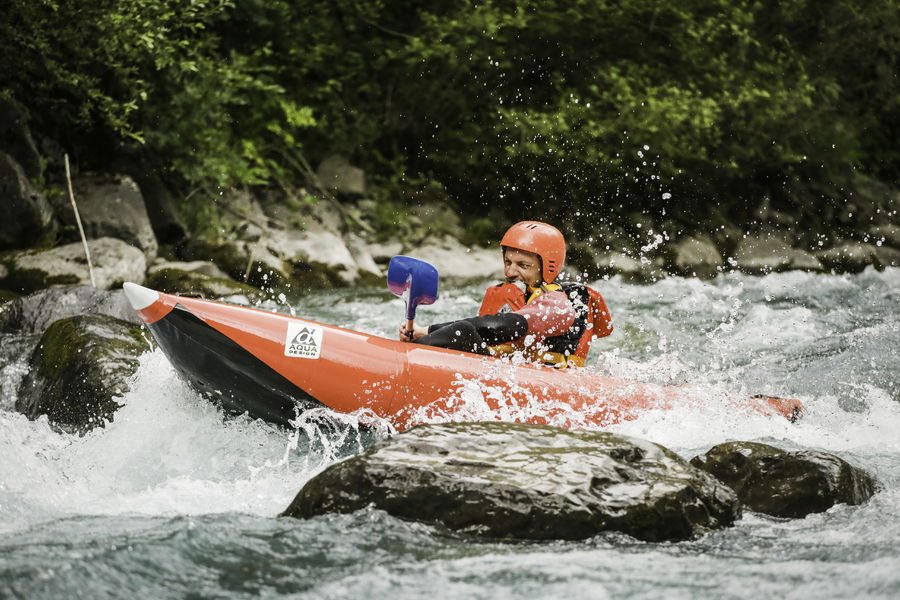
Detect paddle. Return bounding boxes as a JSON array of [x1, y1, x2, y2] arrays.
[[387, 255, 439, 340]]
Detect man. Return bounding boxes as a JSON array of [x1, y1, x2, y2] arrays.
[[400, 221, 613, 368]]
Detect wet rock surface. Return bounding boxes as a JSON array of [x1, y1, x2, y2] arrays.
[[15, 314, 152, 432], [690, 441, 878, 518], [0, 285, 137, 335], [284, 422, 741, 542]]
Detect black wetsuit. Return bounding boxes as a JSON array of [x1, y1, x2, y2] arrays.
[[417, 282, 591, 357], [418, 313, 528, 354]]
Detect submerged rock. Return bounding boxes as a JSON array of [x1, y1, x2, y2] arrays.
[[690, 442, 877, 518], [283, 422, 740, 542], [16, 314, 151, 432]]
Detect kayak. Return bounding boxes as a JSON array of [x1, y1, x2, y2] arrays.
[[122, 282, 802, 430]]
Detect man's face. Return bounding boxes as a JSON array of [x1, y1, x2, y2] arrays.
[[503, 248, 542, 287]]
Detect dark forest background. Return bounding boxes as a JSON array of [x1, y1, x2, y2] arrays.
[[3, 0, 897, 237]]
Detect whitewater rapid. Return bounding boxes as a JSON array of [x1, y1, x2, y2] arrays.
[[1, 268, 898, 598]]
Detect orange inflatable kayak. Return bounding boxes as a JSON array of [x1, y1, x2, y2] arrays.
[[122, 283, 802, 430]]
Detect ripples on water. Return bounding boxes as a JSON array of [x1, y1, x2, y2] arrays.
[[1, 269, 899, 598]]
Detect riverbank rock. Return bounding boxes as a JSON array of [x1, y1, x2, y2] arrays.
[[284, 422, 740, 542], [874, 245, 900, 267], [268, 227, 360, 287], [690, 442, 878, 518], [0, 100, 42, 179], [663, 235, 722, 279], [0, 285, 137, 335], [815, 242, 884, 274], [733, 235, 793, 274], [15, 314, 151, 432], [146, 266, 260, 299], [345, 233, 383, 284], [870, 224, 900, 250], [317, 155, 365, 197], [731, 234, 823, 273], [410, 236, 499, 283], [129, 168, 187, 244], [52, 173, 158, 260], [0, 237, 146, 293], [592, 250, 663, 283], [0, 152, 57, 250]]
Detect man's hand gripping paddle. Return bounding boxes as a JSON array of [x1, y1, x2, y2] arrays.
[[387, 256, 439, 340]]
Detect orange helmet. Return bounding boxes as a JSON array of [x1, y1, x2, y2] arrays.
[[500, 221, 566, 283]]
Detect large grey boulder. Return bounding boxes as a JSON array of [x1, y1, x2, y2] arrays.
[[53, 173, 158, 260], [870, 224, 900, 250], [129, 168, 187, 243], [283, 422, 740, 542], [316, 155, 366, 196], [815, 242, 884, 274], [267, 226, 361, 286], [408, 202, 465, 241], [874, 245, 900, 267], [345, 233, 383, 284], [0, 100, 42, 179], [410, 236, 499, 283], [690, 442, 877, 518], [16, 314, 151, 432], [733, 235, 794, 274], [0, 152, 57, 250], [663, 235, 722, 279], [149, 260, 229, 280], [0, 285, 137, 335], [586, 248, 664, 283], [0, 237, 146, 293]]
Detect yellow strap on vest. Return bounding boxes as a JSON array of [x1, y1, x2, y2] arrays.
[[539, 351, 585, 369], [525, 283, 561, 305]]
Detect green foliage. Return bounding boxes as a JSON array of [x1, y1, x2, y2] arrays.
[[1, 0, 897, 226]]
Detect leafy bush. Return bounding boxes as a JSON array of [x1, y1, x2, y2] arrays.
[[2, 0, 896, 230]]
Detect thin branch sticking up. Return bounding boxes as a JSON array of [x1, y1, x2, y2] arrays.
[[64, 154, 96, 288]]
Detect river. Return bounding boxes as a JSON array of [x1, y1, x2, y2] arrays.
[[1, 268, 898, 598]]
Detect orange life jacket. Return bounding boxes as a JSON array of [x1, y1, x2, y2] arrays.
[[479, 282, 613, 367]]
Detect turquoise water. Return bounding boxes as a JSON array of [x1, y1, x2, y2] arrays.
[[2, 269, 899, 598]]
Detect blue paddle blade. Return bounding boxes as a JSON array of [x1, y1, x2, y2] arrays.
[[387, 255, 439, 320]]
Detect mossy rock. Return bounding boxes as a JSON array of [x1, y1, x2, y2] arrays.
[[146, 268, 261, 299], [15, 314, 153, 432], [0, 289, 20, 304]]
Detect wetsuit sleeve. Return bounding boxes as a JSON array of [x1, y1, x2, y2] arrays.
[[428, 313, 528, 345], [514, 291, 576, 337]]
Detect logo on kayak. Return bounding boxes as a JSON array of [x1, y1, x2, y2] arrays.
[[284, 323, 323, 359]]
